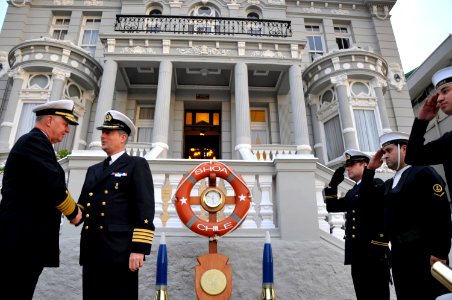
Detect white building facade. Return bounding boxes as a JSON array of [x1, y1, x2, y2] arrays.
[[0, 0, 413, 241]]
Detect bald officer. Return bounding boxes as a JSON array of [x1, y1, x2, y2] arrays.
[[363, 132, 451, 300], [406, 66, 452, 195], [324, 149, 390, 300], [77, 110, 155, 300], [0, 99, 82, 299]]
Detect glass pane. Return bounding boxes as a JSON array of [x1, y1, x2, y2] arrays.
[[30, 75, 48, 88], [324, 116, 344, 160], [195, 112, 210, 125], [139, 107, 154, 120], [307, 36, 315, 49], [351, 82, 369, 96], [185, 112, 193, 125], [354, 110, 379, 152], [137, 127, 152, 143], [213, 113, 220, 126], [251, 129, 268, 144], [68, 84, 81, 98], [250, 110, 266, 122], [199, 7, 211, 15], [313, 36, 323, 51]]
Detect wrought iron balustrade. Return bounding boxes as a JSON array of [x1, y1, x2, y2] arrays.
[[115, 15, 292, 38]]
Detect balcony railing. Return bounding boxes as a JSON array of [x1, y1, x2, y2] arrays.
[[115, 15, 292, 38]]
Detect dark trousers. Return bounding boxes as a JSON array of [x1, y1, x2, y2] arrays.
[[392, 243, 449, 300], [0, 264, 43, 300], [351, 258, 390, 300], [83, 264, 139, 300]]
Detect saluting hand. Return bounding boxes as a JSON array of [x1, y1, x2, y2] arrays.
[[368, 148, 384, 170], [329, 166, 345, 188], [129, 252, 145, 272], [419, 93, 439, 121]]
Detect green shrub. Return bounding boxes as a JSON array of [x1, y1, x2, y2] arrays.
[[56, 149, 70, 160]]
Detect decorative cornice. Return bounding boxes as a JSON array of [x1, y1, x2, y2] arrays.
[[52, 68, 71, 81], [249, 49, 285, 59], [120, 46, 157, 55], [330, 73, 348, 86], [178, 45, 231, 56], [317, 101, 339, 122]]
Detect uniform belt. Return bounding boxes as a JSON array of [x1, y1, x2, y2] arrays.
[[393, 230, 422, 244]]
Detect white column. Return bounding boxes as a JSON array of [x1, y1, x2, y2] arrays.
[[145, 60, 172, 159], [307, 94, 324, 160], [330, 73, 358, 150], [89, 59, 118, 149], [0, 68, 27, 151], [74, 90, 95, 150], [234, 62, 254, 160], [371, 77, 392, 133], [49, 68, 70, 101], [289, 64, 312, 155]]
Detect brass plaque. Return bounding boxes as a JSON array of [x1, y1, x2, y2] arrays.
[[200, 269, 227, 296]]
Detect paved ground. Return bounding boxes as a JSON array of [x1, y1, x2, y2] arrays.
[[32, 223, 399, 299]]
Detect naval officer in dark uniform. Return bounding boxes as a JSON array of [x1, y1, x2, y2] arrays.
[[77, 110, 155, 300], [324, 149, 390, 300], [0, 99, 81, 299], [406, 66, 452, 195], [363, 131, 452, 300]]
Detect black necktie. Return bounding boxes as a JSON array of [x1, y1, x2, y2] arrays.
[[103, 156, 111, 170]]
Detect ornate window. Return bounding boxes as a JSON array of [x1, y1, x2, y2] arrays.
[[246, 7, 262, 35], [349, 81, 380, 152], [324, 115, 344, 161], [135, 106, 154, 143], [149, 9, 162, 16], [250, 108, 269, 145], [305, 23, 325, 61], [334, 25, 352, 50], [353, 109, 379, 152], [188, 5, 220, 33], [28, 74, 50, 89], [50, 16, 70, 40], [79, 17, 101, 56]]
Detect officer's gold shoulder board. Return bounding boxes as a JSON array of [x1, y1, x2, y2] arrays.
[[433, 184, 445, 197]]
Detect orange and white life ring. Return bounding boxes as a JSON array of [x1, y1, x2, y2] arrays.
[[174, 161, 251, 238]]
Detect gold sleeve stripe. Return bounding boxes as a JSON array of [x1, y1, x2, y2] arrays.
[[56, 193, 77, 216], [371, 240, 389, 247], [133, 232, 154, 238], [132, 238, 153, 244], [324, 195, 337, 199], [132, 236, 153, 243], [77, 204, 85, 211], [133, 228, 154, 234]]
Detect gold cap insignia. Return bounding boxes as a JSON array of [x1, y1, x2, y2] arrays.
[[345, 154, 351, 161], [105, 112, 113, 122]]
